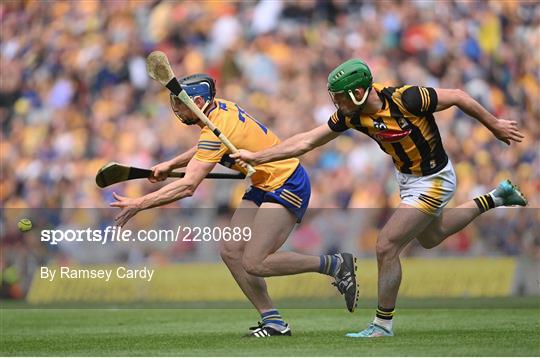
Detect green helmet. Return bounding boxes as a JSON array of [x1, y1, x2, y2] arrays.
[[327, 59, 373, 106]]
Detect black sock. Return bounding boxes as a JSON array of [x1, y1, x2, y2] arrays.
[[474, 194, 495, 213], [376, 306, 395, 320]]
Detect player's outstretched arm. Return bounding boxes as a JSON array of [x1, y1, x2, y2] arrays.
[[111, 158, 215, 226], [434, 88, 524, 145], [149, 146, 197, 182], [231, 124, 340, 166]]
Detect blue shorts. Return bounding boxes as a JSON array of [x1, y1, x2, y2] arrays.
[[242, 164, 311, 223]]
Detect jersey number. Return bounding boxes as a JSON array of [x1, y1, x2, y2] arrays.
[[235, 104, 268, 134], [219, 101, 267, 134]]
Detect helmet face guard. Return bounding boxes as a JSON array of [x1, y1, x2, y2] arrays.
[[328, 86, 372, 109], [170, 94, 199, 125]]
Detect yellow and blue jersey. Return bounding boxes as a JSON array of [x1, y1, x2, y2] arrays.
[[194, 98, 311, 221], [194, 98, 299, 191], [193, 98, 310, 221]]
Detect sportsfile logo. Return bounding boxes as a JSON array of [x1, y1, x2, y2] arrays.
[[41, 226, 131, 245], [40, 226, 252, 245]]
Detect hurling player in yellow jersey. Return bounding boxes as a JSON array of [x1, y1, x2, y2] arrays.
[[110, 74, 358, 337], [232, 59, 528, 338]]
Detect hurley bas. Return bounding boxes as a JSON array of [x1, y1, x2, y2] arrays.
[[40, 266, 154, 282]]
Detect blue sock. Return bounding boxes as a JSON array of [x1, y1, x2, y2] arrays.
[[318, 254, 342, 277], [261, 309, 286, 328]]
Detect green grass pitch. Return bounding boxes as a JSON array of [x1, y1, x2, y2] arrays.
[[1, 297, 539, 356]]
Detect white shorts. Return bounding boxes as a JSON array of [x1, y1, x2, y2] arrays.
[[395, 160, 456, 216]]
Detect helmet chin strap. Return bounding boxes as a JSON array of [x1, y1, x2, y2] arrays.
[[347, 87, 371, 106]]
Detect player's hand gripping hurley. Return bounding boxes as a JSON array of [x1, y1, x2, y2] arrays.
[[146, 51, 256, 178]]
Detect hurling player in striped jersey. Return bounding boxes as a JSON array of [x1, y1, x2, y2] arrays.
[[232, 59, 527, 338]]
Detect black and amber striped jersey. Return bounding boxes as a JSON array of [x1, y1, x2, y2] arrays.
[[327, 83, 448, 176]]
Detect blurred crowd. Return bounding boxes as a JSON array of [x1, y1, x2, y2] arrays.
[[1, 0, 539, 280]]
